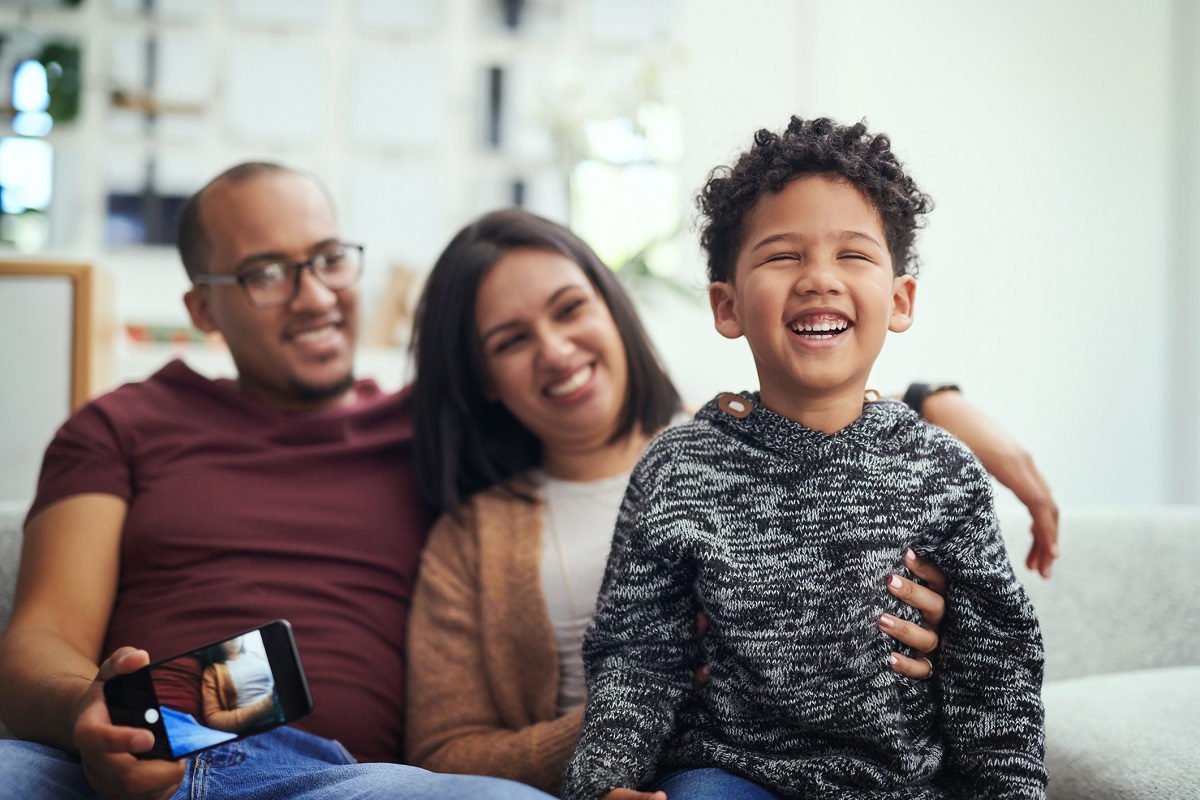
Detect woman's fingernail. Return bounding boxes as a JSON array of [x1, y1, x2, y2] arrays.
[[889, 653, 900, 666], [889, 574, 904, 590], [878, 614, 896, 630], [905, 548, 917, 561]]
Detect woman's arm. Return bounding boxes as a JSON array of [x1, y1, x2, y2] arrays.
[[917, 388, 1060, 578], [405, 508, 581, 796], [200, 666, 276, 733]]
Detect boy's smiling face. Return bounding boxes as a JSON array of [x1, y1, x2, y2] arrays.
[[709, 173, 916, 430]]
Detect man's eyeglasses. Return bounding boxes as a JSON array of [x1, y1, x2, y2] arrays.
[[193, 243, 365, 309]]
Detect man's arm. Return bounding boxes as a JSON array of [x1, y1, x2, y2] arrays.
[[0, 493, 185, 798], [0, 494, 124, 745], [920, 390, 1059, 578]]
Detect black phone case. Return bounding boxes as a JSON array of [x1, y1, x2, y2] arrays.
[[103, 619, 313, 760]]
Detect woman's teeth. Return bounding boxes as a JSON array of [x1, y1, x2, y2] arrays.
[[293, 324, 336, 343], [546, 365, 593, 397]]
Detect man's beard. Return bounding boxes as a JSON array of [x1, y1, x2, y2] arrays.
[[289, 372, 356, 403]]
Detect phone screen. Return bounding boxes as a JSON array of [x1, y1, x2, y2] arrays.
[[104, 620, 313, 759]]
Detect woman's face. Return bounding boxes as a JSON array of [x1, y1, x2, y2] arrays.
[[475, 247, 630, 456]]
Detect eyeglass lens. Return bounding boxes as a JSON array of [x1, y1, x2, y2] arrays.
[[245, 246, 362, 307]]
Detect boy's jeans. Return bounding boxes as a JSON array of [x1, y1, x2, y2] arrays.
[[650, 767, 781, 800], [0, 726, 553, 800]]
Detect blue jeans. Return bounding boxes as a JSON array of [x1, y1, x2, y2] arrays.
[[0, 727, 553, 799], [649, 768, 780, 800]]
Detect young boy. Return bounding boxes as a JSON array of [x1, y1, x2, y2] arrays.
[[560, 117, 1047, 800]]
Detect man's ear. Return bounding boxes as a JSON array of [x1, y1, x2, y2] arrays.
[[889, 275, 917, 333], [709, 282, 744, 340], [183, 287, 218, 334]]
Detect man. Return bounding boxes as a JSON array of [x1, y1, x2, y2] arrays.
[[0, 163, 552, 799]]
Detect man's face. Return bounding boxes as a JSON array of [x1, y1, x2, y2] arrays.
[[183, 171, 359, 412]]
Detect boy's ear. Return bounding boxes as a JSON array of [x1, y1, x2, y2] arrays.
[[709, 282, 744, 340], [183, 287, 218, 334], [888, 275, 917, 333]]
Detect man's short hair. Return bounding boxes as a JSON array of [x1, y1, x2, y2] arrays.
[[175, 162, 310, 280]]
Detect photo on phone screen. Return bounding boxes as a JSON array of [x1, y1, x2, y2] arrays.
[[104, 620, 313, 760]]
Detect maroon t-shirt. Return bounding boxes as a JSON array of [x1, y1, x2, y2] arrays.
[[29, 360, 427, 763]]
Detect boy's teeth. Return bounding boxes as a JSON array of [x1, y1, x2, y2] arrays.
[[547, 365, 593, 397], [792, 320, 848, 334]]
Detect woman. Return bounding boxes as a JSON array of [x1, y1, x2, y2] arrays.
[[404, 209, 1056, 797], [199, 635, 282, 734]]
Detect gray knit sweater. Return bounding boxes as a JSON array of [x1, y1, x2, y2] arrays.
[[560, 394, 1046, 800]]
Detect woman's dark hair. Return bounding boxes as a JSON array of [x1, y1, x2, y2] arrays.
[[196, 644, 229, 668], [697, 116, 933, 282], [410, 208, 682, 516]]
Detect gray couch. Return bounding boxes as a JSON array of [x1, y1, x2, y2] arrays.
[[1, 502, 1197, 798], [1000, 506, 1200, 799]]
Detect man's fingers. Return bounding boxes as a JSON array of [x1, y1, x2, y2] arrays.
[[889, 651, 935, 680], [877, 613, 938, 654], [887, 569, 945, 632], [901, 549, 947, 596], [75, 716, 156, 755], [1027, 501, 1060, 579], [96, 647, 150, 682], [81, 753, 185, 800]]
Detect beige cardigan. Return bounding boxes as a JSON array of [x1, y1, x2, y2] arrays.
[[406, 478, 584, 796]]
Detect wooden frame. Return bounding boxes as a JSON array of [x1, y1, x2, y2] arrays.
[[0, 260, 113, 408]]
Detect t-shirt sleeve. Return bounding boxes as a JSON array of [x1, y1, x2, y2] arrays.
[[929, 456, 1048, 799], [29, 399, 134, 521], [560, 440, 698, 800]]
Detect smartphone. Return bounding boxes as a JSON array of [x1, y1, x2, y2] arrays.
[[103, 619, 313, 760]]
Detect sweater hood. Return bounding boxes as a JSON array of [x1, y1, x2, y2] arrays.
[[694, 391, 919, 462]]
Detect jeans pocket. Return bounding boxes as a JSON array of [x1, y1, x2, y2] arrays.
[[199, 739, 246, 769]]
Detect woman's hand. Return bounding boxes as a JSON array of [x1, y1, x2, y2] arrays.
[[879, 549, 945, 680], [920, 389, 1060, 578], [603, 790, 666, 800]]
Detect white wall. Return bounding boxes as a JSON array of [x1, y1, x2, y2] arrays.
[[1168, 0, 1200, 502], [3, 0, 1191, 507], [644, 0, 1186, 506]]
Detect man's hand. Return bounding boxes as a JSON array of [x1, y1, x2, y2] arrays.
[[879, 549, 945, 679], [74, 647, 185, 800]]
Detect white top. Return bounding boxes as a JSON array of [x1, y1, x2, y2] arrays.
[[225, 653, 275, 707], [537, 469, 631, 715]]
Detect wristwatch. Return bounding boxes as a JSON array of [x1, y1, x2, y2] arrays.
[[902, 382, 961, 416]]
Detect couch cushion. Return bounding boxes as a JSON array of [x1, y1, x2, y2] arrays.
[[0, 501, 25, 740], [1002, 506, 1200, 681], [1044, 666, 1200, 799], [0, 501, 23, 639]]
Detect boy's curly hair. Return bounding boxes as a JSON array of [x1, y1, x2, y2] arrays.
[[697, 116, 933, 282]]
